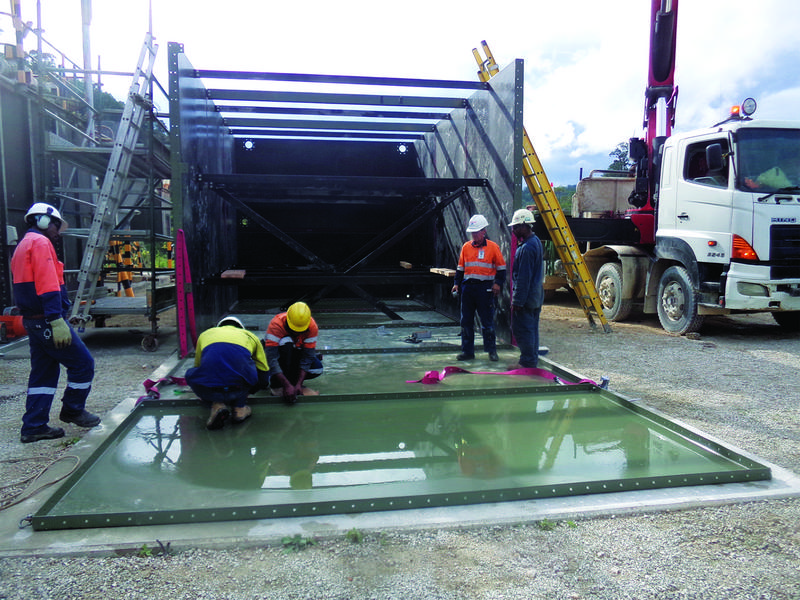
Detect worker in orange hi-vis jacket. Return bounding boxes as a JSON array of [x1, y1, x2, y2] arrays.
[[451, 214, 507, 362], [263, 302, 324, 405], [11, 203, 100, 444]]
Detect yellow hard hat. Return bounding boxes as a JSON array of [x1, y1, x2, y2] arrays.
[[286, 302, 311, 332]]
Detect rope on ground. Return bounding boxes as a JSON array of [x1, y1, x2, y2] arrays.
[[0, 455, 81, 511]]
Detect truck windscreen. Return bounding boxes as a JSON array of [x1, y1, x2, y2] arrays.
[[736, 128, 800, 193]]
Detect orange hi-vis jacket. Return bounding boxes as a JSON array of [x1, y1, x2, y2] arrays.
[[264, 313, 319, 350], [10, 229, 70, 319], [456, 239, 507, 285], [264, 312, 319, 375]]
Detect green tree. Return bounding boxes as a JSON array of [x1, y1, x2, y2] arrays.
[[607, 142, 632, 172], [93, 85, 124, 111]]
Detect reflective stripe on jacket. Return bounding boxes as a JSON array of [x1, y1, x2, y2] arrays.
[[264, 313, 319, 349], [456, 240, 506, 283]]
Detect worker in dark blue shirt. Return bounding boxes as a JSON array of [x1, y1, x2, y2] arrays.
[[508, 209, 545, 368]]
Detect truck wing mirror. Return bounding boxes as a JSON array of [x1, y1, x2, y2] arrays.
[[706, 143, 724, 171], [629, 138, 648, 161]]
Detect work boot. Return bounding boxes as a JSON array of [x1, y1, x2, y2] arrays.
[[488, 351, 499, 362], [60, 409, 101, 428], [21, 426, 65, 444], [206, 403, 230, 430], [457, 353, 474, 361], [231, 405, 252, 425]]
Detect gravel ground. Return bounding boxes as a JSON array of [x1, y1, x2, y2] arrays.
[[1, 295, 799, 600]]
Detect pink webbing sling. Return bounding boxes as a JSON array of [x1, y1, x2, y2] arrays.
[[407, 365, 595, 386]]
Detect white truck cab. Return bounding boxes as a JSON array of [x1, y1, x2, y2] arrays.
[[576, 116, 800, 334]]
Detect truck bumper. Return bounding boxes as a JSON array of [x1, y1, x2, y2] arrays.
[[724, 263, 800, 311]]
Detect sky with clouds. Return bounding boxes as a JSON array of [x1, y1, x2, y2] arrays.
[[4, 0, 799, 185]]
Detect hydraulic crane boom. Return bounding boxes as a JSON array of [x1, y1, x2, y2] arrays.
[[627, 0, 679, 231]]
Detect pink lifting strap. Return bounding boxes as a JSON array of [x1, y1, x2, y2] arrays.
[[407, 365, 595, 386]]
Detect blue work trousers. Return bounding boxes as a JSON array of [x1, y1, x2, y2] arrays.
[[269, 346, 323, 389], [21, 317, 94, 436], [459, 281, 497, 356], [511, 307, 541, 368]]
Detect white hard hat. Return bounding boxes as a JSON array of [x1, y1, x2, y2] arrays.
[[466, 214, 489, 232], [508, 209, 535, 226], [25, 202, 68, 232], [217, 316, 245, 329]]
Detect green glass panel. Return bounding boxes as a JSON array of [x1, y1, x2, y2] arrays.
[[34, 388, 768, 530]]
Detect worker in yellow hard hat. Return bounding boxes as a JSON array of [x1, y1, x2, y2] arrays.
[[263, 302, 323, 405]]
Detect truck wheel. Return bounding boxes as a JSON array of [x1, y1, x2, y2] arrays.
[[772, 311, 800, 331], [657, 266, 704, 335], [596, 263, 632, 321]]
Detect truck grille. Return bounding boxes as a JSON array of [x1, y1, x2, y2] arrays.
[[770, 225, 800, 279]]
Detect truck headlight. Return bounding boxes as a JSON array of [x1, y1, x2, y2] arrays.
[[737, 282, 769, 297]]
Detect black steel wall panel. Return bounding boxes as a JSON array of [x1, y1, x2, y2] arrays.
[[169, 48, 521, 330], [0, 78, 35, 308], [169, 43, 237, 331]]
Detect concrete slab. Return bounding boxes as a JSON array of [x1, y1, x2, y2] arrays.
[[3, 358, 798, 559]]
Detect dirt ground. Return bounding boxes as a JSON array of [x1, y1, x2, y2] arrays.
[[1, 294, 799, 599]]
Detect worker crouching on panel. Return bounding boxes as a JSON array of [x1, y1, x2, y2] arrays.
[[185, 316, 270, 430], [11, 203, 100, 443], [451, 214, 507, 362], [263, 302, 323, 405]]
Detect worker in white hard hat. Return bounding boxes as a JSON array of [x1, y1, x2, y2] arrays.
[[451, 214, 507, 361], [263, 302, 324, 405], [185, 315, 270, 430], [11, 203, 101, 443], [507, 208, 545, 369]]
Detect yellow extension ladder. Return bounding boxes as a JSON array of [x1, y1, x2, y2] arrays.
[[473, 41, 611, 333]]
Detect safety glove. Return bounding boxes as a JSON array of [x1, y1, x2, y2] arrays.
[[50, 318, 73, 348]]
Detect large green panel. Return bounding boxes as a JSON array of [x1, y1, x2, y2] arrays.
[[30, 301, 772, 530], [32, 386, 770, 531]]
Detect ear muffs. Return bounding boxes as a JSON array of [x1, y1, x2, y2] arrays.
[[35, 214, 52, 230]]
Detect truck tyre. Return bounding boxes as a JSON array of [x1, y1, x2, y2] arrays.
[[596, 263, 632, 321], [772, 311, 800, 331], [656, 265, 704, 335]]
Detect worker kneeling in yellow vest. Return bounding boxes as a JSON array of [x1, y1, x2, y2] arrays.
[[185, 316, 270, 430]]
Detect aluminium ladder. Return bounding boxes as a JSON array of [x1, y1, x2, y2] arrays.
[[473, 41, 611, 332], [69, 34, 159, 325]]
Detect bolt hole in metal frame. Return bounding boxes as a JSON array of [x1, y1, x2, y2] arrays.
[[32, 379, 770, 531]]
